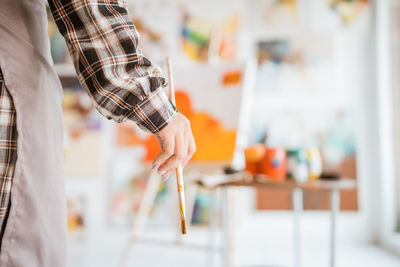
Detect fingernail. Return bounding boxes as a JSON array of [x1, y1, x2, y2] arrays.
[[161, 174, 170, 182], [152, 163, 160, 171], [160, 170, 167, 176]]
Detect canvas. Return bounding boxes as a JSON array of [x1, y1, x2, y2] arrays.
[[117, 61, 247, 163]]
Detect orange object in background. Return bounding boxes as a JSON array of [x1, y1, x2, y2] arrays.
[[261, 147, 287, 180], [144, 135, 161, 161], [244, 145, 266, 175], [222, 70, 242, 86], [143, 90, 237, 162], [174, 90, 237, 161]]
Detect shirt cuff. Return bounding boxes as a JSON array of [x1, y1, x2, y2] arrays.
[[127, 87, 177, 133]]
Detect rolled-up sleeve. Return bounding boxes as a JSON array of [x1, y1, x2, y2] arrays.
[[48, 0, 177, 133]]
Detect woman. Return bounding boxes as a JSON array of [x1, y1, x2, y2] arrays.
[[0, 0, 195, 266]]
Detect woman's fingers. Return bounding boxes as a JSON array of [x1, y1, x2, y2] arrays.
[[182, 129, 189, 165], [159, 132, 195, 181], [151, 113, 196, 181], [152, 137, 174, 172], [183, 131, 196, 166], [182, 132, 190, 166], [158, 132, 187, 175]]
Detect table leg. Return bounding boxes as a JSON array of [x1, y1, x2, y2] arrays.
[[330, 189, 340, 267], [292, 188, 303, 267], [207, 188, 219, 267], [222, 187, 235, 267]]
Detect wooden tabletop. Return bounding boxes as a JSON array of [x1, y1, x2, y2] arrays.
[[199, 173, 357, 191]]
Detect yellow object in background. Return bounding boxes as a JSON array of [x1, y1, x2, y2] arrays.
[[182, 40, 201, 61], [307, 147, 322, 180], [329, 0, 369, 24], [66, 196, 85, 237]]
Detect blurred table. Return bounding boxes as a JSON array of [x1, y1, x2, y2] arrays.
[[200, 174, 357, 267]]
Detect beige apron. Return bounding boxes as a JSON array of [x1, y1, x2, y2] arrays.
[[0, 0, 67, 266]]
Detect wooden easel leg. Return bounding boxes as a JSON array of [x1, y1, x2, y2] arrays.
[[118, 171, 161, 267]]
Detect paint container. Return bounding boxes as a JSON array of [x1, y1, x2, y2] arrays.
[[261, 147, 286, 180], [307, 147, 322, 180], [244, 144, 266, 176], [286, 149, 298, 179], [287, 149, 308, 183]]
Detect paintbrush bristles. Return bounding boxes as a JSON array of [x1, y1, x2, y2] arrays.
[[181, 220, 187, 235], [179, 198, 187, 235]]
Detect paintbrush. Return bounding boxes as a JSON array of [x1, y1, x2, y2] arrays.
[[166, 57, 187, 235]]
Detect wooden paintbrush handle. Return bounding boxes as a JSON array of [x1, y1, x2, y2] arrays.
[[167, 57, 187, 235]]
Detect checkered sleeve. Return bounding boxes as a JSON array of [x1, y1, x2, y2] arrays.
[[48, 0, 177, 133]]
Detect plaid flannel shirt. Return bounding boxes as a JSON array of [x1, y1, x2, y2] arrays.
[[48, 0, 177, 133], [0, 72, 18, 245], [0, 0, 178, 244]]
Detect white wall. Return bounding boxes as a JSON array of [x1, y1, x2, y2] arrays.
[[126, 0, 385, 244]]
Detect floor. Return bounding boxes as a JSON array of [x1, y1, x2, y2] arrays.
[[67, 211, 400, 267]]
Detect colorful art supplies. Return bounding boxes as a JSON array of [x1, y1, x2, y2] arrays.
[[286, 149, 297, 178], [244, 144, 265, 176], [181, 14, 211, 62], [167, 57, 187, 235], [222, 70, 243, 86], [66, 195, 85, 239], [181, 10, 239, 62], [329, 0, 369, 24], [261, 147, 287, 180], [307, 147, 322, 180], [287, 149, 308, 183], [244, 145, 324, 182]]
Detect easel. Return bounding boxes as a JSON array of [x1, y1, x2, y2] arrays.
[[117, 59, 255, 267], [118, 163, 227, 267]]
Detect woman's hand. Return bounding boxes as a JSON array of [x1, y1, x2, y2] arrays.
[[152, 113, 196, 180]]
